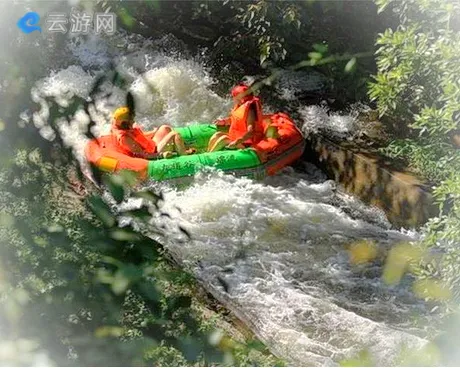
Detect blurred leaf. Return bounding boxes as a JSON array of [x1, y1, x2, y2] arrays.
[[90, 75, 107, 99], [208, 329, 225, 346], [383, 242, 423, 285], [178, 336, 204, 362], [121, 206, 152, 221], [88, 196, 116, 228], [340, 349, 374, 366], [398, 342, 442, 366], [312, 43, 328, 54], [110, 229, 142, 242], [47, 224, 63, 233], [103, 174, 125, 204], [308, 52, 323, 61], [412, 279, 451, 301], [118, 7, 135, 28], [95, 326, 124, 338], [345, 57, 357, 73], [178, 225, 191, 239], [126, 92, 135, 117], [348, 240, 378, 265], [118, 170, 138, 186], [112, 72, 127, 89], [112, 269, 131, 295]]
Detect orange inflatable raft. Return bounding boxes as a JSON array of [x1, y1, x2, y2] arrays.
[[85, 112, 305, 181]]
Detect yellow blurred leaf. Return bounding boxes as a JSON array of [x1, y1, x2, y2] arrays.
[[413, 279, 451, 301], [383, 242, 423, 285], [340, 349, 374, 366], [398, 342, 441, 366], [95, 326, 124, 338], [118, 8, 135, 28], [348, 240, 378, 265]]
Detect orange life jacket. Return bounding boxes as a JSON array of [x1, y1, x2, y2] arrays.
[[111, 123, 156, 156], [228, 97, 265, 145]]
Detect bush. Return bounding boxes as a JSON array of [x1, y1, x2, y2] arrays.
[[369, 0, 460, 319]]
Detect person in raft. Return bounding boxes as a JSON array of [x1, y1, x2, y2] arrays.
[[111, 106, 193, 159], [207, 84, 277, 152]]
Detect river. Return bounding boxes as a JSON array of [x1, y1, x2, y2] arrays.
[[29, 30, 436, 366]]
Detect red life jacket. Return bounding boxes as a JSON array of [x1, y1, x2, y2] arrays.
[[111, 123, 156, 156], [228, 97, 265, 145]]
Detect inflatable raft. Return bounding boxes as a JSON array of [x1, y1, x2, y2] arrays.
[[85, 112, 305, 182]]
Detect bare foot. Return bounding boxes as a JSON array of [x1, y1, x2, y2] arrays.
[[185, 148, 197, 155], [162, 151, 175, 159]]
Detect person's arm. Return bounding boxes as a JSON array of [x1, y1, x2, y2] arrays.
[[215, 117, 231, 127], [142, 126, 159, 138], [122, 136, 159, 159]]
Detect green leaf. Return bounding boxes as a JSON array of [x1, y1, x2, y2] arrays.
[[110, 229, 142, 242], [95, 326, 124, 338], [312, 43, 328, 54], [340, 350, 374, 366], [345, 57, 357, 73], [88, 196, 116, 228], [121, 207, 152, 221], [103, 174, 125, 204], [112, 270, 131, 295], [118, 7, 135, 28], [308, 52, 323, 61]]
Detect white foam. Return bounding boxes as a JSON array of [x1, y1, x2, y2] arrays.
[[299, 104, 358, 138]]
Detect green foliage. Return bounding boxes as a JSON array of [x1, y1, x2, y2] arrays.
[[370, 3, 460, 358], [370, 0, 460, 132], [108, 0, 382, 105], [380, 139, 460, 182], [233, 0, 301, 65]]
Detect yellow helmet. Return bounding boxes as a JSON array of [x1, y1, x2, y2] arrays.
[[113, 106, 134, 128]]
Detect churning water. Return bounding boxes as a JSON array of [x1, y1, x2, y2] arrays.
[[31, 31, 435, 366]]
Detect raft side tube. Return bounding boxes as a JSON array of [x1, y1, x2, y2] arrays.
[[174, 124, 217, 151], [147, 148, 261, 181]]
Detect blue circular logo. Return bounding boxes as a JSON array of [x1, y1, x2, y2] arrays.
[[17, 12, 42, 34]]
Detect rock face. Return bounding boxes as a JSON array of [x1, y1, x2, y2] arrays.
[[304, 135, 438, 228]]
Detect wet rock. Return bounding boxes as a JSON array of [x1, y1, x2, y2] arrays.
[[305, 135, 438, 228]]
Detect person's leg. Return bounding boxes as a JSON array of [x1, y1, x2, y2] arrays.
[[154, 126, 192, 156], [208, 134, 231, 152], [207, 132, 225, 149], [144, 127, 159, 139], [207, 132, 230, 152], [172, 132, 189, 155], [152, 125, 173, 145], [156, 131, 177, 153]]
